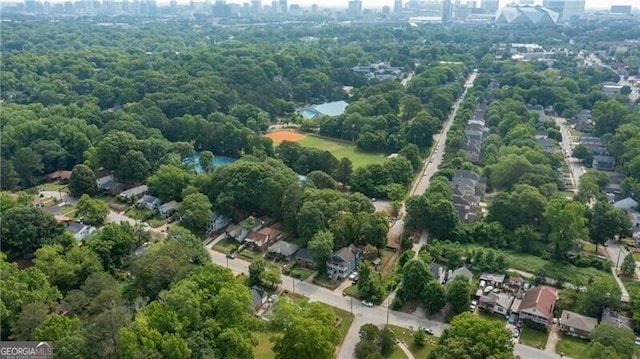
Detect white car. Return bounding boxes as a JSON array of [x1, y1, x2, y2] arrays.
[[361, 300, 374, 307]]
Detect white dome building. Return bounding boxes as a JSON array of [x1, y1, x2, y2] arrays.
[[495, 4, 559, 26]]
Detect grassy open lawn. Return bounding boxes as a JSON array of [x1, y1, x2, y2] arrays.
[[238, 249, 264, 262], [344, 285, 359, 298], [252, 303, 354, 359], [147, 217, 166, 227], [213, 237, 240, 253], [313, 273, 341, 290], [124, 207, 151, 220], [458, 243, 615, 287], [253, 331, 278, 359], [287, 263, 315, 281], [632, 252, 640, 262], [555, 336, 589, 357], [519, 327, 548, 350], [298, 134, 386, 168], [386, 325, 438, 359], [622, 278, 640, 293]]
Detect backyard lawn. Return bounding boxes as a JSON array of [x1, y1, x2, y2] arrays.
[[458, 243, 615, 287], [477, 311, 506, 324], [519, 327, 548, 350], [386, 325, 438, 359], [555, 336, 589, 358]]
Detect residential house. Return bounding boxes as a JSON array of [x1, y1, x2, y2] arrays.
[[295, 247, 316, 269], [118, 185, 148, 202], [226, 225, 248, 243], [451, 170, 484, 223], [518, 286, 558, 326], [251, 287, 268, 311], [245, 227, 284, 252], [46, 170, 72, 183], [158, 201, 178, 218], [579, 136, 604, 147], [326, 244, 361, 281], [65, 222, 96, 241], [559, 310, 598, 339], [479, 291, 515, 316], [479, 273, 506, 288], [507, 276, 524, 289], [207, 211, 231, 234], [101, 180, 124, 195], [613, 197, 638, 212], [603, 82, 623, 97], [268, 241, 300, 261], [600, 308, 635, 332], [136, 195, 161, 210], [95, 169, 115, 188], [592, 155, 616, 171], [447, 266, 473, 284], [299, 101, 349, 120], [429, 262, 447, 284], [226, 217, 265, 243], [536, 138, 557, 153]]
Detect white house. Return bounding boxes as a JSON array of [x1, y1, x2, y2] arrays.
[[66, 222, 97, 241], [95, 169, 115, 189], [136, 195, 162, 210]]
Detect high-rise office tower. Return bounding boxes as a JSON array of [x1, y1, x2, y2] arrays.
[[481, 0, 498, 14], [348, 0, 362, 17], [442, 0, 451, 22], [279, 0, 287, 13], [251, 0, 261, 14], [543, 0, 584, 21], [394, 0, 402, 13]]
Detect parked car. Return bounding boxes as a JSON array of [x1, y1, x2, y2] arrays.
[[225, 253, 235, 259], [635, 337, 640, 346], [423, 328, 434, 336], [512, 330, 520, 339], [361, 300, 374, 307], [348, 272, 358, 280]]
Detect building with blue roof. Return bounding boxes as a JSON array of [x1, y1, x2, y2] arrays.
[[299, 100, 349, 120]]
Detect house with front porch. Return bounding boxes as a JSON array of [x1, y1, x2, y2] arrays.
[[326, 244, 361, 281], [559, 310, 598, 339], [518, 286, 558, 327]]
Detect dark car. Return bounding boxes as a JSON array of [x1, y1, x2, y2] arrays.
[[226, 253, 235, 259]]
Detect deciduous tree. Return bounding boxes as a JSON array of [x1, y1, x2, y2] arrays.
[[69, 164, 97, 197]]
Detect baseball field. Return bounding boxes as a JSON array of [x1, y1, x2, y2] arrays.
[[264, 130, 385, 168]]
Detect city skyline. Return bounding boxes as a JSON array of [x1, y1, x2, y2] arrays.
[[2, 0, 639, 9]]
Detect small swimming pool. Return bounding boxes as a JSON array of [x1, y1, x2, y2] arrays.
[[185, 152, 237, 174]]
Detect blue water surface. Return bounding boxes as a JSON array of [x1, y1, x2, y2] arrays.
[[186, 152, 237, 174]]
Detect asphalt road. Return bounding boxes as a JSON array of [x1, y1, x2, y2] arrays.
[[554, 117, 585, 192], [387, 71, 478, 245]]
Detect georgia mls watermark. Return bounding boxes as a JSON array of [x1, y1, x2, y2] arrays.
[[0, 342, 53, 359]]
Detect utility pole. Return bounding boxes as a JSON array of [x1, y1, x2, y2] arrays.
[[386, 297, 390, 326], [226, 255, 229, 268], [615, 248, 622, 271], [292, 277, 295, 295], [350, 296, 353, 314]]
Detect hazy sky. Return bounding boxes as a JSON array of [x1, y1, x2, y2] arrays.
[[2, 0, 638, 10]]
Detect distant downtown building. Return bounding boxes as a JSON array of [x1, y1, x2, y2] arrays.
[[543, 0, 585, 21], [442, 0, 451, 22]]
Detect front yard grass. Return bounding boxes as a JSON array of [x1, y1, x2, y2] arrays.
[[519, 327, 548, 350], [555, 336, 589, 358], [344, 285, 359, 298], [124, 207, 152, 220], [252, 301, 354, 359], [386, 325, 438, 359], [286, 263, 315, 281], [312, 273, 341, 290], [238, 249, 264, 262], [213, 237, 241, 253]]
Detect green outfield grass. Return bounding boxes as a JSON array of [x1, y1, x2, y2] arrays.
[[298, 134, 386, 168]]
